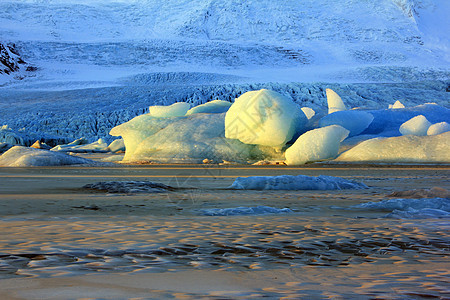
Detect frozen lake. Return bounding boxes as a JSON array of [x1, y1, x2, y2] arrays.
[[0, 165, 448, 298]]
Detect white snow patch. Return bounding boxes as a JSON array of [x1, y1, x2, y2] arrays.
[[229, 174, 367, 190], [201, 206, 293, 216], [285, 125, 349, 165], [399, 115, 432, 136]]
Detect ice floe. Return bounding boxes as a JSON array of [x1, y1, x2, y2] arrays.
[[51, 138, 109, 153], [201, 206, 293, 216], [229, 175, 367, 190], [352, 198, 450, 219], [0, 146, 101, 167]]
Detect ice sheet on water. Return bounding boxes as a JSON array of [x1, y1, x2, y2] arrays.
[[0, 146, 103, 167], [201, 206, 293, 216], [352, 197, 450, 219], [229, 175, 367, 190]]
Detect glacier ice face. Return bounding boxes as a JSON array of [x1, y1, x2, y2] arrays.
[[399, 115, 432, 136], [336, 131, 450, 163], [326, 89, 346, 114], [149, 102, 190, 117], [229, 174, 367, 190], [186, 100, 231, 115], [285, 125, 349, 165], [225, 89, 307, 148], [318, 110, 374, 137], [201, 206, 293, 216], [427, 121, 450, 136], [0, 146, 100, 167]]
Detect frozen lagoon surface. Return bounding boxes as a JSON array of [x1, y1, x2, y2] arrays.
[[0, 165, 449, 299]]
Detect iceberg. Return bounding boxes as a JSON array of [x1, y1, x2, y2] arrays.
[[326, 89, 346, 114], [225, 89, 307, 148], [201, 206, 293, 216], [229, 174, 367, 190], [388, 100, 405, 109], [111, 112, 279, 163], [149, 102, 190, 117], [301, 107, 316, 120], [335, 132, 450, 163], [186, 100, 231, 115], [399, 115, 432, 136], [0, 146, 101, 167], [318, 110, 374, 137], [107, 138, 125, 153], [427, 122, 450, 136], [285, 125, 349, 165]]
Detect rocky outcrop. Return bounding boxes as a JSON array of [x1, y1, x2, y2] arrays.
[[0, 42, 36, 78]]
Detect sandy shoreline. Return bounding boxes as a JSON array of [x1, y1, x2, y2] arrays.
[[0, 165, 449, 299]]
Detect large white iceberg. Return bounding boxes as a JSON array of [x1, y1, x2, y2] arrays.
[[399, 115, 432, 136], [225, 89, 307, 148], [111, 112, 279, 163], [285, 125, 349, 165], [229, 174, 367, 190], [149, 102, 190, 117], [326, 89, 346, 114], [186, 100, 231, 115], [427, 122, 450, 136], [336, 132, 450, 163], [0, 146, 101, 167], [318, 110, 374, 136]]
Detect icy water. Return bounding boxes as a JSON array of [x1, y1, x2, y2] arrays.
[[0, 165, 449, 298]]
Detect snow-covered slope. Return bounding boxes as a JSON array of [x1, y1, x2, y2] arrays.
[[0, 0, 448, 143]]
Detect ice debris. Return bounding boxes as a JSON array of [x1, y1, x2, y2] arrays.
[[229, 174, 367, 190], [319, 110, 373, 137], [149, 102, 190, 117], [201, 206, 293, 216], [427, 122, 450, 136], [186, 100, 231, 115]]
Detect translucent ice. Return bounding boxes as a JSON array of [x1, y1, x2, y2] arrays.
[[336, 132, 450, 163], [0, 146, 100, 167], [149, 102, 190, 117], [318, 110, 373, 136], [301, 107, 316, 120], [225, 89, 307, 148], [326, 88, 346, 114], [427, 122, 450, 136], [399, 115, 431, 136], [229, 174, 367, 190], [186, 100, 231, 115], [285, 125, 349, 165]]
